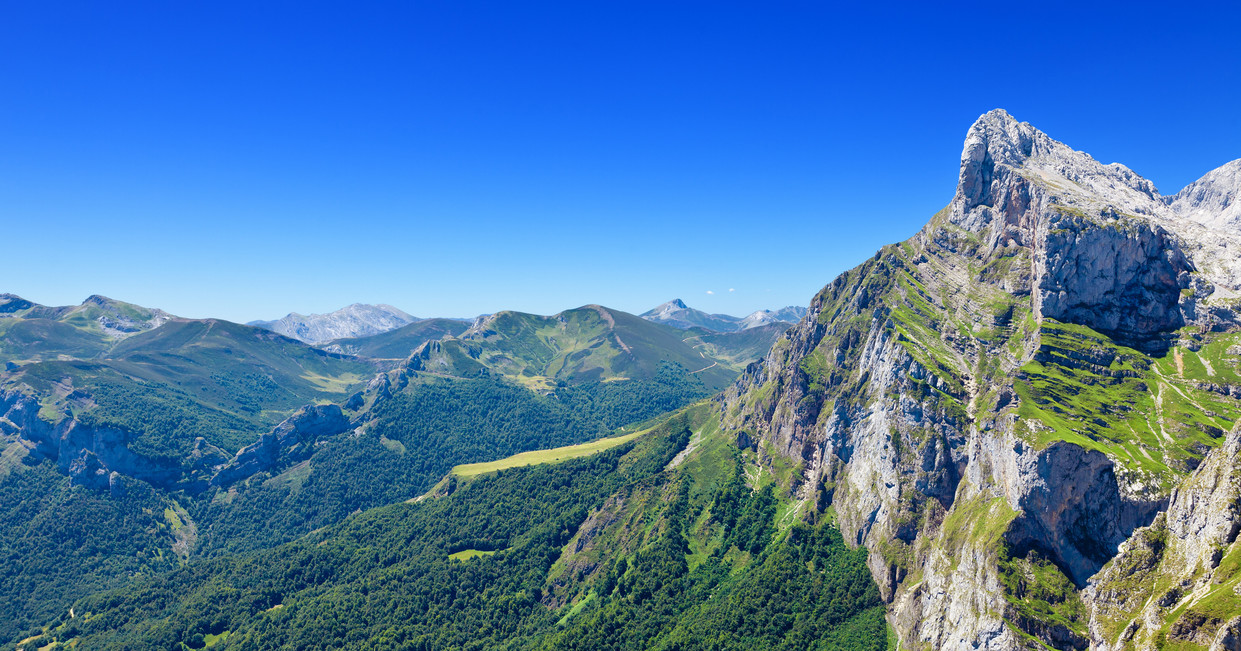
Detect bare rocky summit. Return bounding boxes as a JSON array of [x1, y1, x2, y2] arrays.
[[250, 303, 417, 344], [641, 298, 806, 332], [720, 109, 1241, 649]]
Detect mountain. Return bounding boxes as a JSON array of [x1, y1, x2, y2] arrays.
[[641, 298, 744, 331], [414, 304, 740, 390], [0, 294, 173, 365], [317, 318, 470, 359], [738, 305, 808, 329], [642, 299, 806, 333], [1166, 158, 1241, 232], [249, 303, 418, 344], [716, 109, 1241, 649], [9, 110, 1241, 650]]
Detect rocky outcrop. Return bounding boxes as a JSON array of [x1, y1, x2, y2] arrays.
[[2, 387, 351, 495], [210, 404, 350, 487], [2, 390, 184, 488], [719, 109, 1241, 649], [1085, 423, 1241, 650], [249, 303, 418, 344]]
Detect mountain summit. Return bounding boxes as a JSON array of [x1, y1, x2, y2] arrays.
[[640, 299, 805, 332], [1165, 157, 1241, 232], [720, 109, 1241, 649], [249, 303, 417, 344]]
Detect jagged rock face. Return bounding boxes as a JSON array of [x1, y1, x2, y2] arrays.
[[1167, 159, 1241, 232], [211, 404, 349, 488], [2, 390, 184, 488], [998, 441, 1159, 586], [250, 304, 418, 344], [1036, 215, 1189, 350], [721, 109, 1241, 649], [1086, 423, 1241, 650]]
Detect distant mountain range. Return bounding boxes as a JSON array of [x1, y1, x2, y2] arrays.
[[640, 298, 807, 332], [248, 304, 421, 344], [0, 293, 173, 366], [251, 299, 807, 345], [11, 110, 1241, 651]]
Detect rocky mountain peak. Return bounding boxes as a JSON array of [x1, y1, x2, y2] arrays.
[[0, 294, 35, 314], [82, 294, 115, 307], [250, 303, 418, 344], [646, 298, 688, 316], [719, 111, 1241, 648], [958, 110, 1160, 220], [1166, 157, 1241, 231]]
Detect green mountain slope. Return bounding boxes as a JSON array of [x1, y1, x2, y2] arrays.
[[18, 405, 888, 651], [684, 323, 790, 369], [0, 294, 172, 365], [8, 319, 375, 455], [317, 318, 469, 359], [440, 305, 737, 390]]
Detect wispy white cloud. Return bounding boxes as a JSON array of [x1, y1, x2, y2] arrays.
[[728, 288, 735, 293], [706, 290, 714, 295]]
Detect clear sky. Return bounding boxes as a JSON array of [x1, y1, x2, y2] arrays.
[[3, 1, 1239, 322]]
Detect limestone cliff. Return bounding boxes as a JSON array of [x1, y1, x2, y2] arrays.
[[720, 109, 1241, 649], [1086, 422, 1241, 650], [0, 388, 350, 493]]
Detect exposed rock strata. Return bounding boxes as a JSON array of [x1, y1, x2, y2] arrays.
[[721, 109, 1241, 649], [1, 388, 351, 493], [1086, 422, 1241, 650], [210, 404, 350, 488]]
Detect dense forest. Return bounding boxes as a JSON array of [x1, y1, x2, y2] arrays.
[[0, 464, 173, 643], [11, 408, 888, 650], [192, 363, 712, 556], [0, 360, 718, 643]]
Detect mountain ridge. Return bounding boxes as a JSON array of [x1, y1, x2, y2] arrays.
[[640, 298, 806, 332], [718, 108, 1241, 649], [248, 303, 419, 344], [5, 110, 1241, 649]]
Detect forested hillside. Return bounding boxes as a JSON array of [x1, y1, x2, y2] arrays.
[[12, 405, 889, 651]]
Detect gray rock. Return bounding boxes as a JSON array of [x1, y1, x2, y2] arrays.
[[250, 303, 418, 344], [718, 108, 1241, 649], [210, 404, 349, 488]]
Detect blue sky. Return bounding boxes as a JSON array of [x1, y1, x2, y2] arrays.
[[3, 1, 1239, 322]]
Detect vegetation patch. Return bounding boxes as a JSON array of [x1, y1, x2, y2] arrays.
[[997, 546, 1088, 638], [451, 430, 645, 478], [448, 548, 504, 561], [1014, 320, 1241, 487]]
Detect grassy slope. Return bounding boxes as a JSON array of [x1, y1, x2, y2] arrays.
[[0, 319, 112, 364], [319, 318, 469, 359], [1015, 321, 1241, 489], [19, 404, 887, 651], [450, 430, 645, 478], [458, 306, 736, 390]]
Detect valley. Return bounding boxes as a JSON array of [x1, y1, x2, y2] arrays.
[[5, 110, 1241, 650]]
